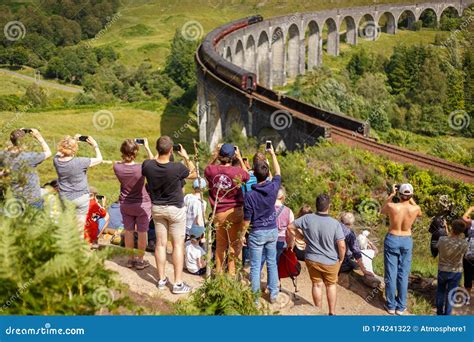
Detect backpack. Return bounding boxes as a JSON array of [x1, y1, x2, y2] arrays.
[[466, 237, 474, 261], [278, 248, 301, 294]]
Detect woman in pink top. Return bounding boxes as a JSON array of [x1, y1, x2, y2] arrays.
[[113, 139, 153, 269], [275, 187, 294, 263]]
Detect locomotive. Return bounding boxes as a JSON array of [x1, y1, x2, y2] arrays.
[[197, 15, 262, 92]]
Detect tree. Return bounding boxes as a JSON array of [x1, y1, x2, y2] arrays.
[[164, 29, 199, 90], [464, 50, 474, 116], [347, 49, 386, 80], [7, 47, 28, 66], [80, 15, 103, 38], [414, 56, 447, 107], [23, 84, 48, 107]]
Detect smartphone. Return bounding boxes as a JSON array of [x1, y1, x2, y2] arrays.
[[96, 195, 104, 200], [242, 157, 248, 163], [22, 128, 32, 134], [78, 136, 88, 142], [173, 144, 181, 152], [135, 138, 145, 145], [265, 140, 272, 150]]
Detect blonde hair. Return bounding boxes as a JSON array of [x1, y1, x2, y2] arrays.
[[277, 186, 286, 200], [57, 136, 78, 157]]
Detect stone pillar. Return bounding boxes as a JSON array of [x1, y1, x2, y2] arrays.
[[327, 31, 339, 56], [298, 37, 306, 75], [317, 36, 323, 65], [197, 76, 207, 143]]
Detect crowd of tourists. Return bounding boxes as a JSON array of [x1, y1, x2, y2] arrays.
[[2, 128, 473, 315]]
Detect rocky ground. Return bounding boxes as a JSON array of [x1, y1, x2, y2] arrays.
[[102, 243, 473, 316], [104, 249, 390, 315]]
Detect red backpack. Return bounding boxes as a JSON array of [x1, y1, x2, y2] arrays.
[[278, 248, 301, 293]]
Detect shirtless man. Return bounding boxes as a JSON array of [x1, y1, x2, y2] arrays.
[[381, 183, 422, 315]]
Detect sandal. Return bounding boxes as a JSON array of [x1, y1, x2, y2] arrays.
[[135, 259, 150, 270]]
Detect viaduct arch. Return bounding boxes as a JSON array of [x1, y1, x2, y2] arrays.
[[197, 0, 472, 149]]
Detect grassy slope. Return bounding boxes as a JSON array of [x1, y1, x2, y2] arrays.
[[91, 0, 424, 66]]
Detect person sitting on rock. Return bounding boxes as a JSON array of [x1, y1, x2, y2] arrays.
[[339, 212, 374, 277], [357, 230, 384, 288]]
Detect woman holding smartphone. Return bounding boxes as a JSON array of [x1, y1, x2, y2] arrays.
[[53, 135, 103, 233], [113, 138, 154, 269]]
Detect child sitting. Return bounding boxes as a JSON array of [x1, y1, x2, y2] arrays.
[[436, 219, 468, 315], [185, 225, 207, 275]]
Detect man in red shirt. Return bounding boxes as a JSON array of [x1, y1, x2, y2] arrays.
[[204, 143, 249, 275], [84, 187, 109, 244]]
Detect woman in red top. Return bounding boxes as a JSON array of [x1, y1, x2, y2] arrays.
[[204, 143, 249, 275]]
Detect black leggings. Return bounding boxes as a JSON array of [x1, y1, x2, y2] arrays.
[[463, 258, 474, 289]]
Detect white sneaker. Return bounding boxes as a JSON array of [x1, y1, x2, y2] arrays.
[[172, 282, 192, 294], [157, 277, 168, 290], [395, 309, 406, 316]]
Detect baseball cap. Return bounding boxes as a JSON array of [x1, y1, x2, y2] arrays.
[[219, 143, 235, 158], [398, 183, 414, 196], [193, 177, 207, 189], [189, 224, 205, 239]]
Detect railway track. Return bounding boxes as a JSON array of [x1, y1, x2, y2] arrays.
[[252, 89, 474, 183], [196, 43, 474, 184]]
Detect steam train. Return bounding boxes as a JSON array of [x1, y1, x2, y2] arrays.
[[197, 15, 370, 137], [197, 15, 262, 92]]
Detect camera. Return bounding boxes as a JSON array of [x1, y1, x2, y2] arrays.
[[173, 144, 181, 152], [22, 128, 33, 134], [135, 138, 145, 145], [96, 195, 104, 200], [387, 183, 401, 203], [78, 136, 88, 142]]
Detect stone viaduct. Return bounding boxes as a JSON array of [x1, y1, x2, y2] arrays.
[[197, 0, 473, 149]]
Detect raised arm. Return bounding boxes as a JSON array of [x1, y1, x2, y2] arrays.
[[409, 197, 422, 217], [178, 144, 197, 179], [143, 138, 154, 160], [463, 206, 474, 225], [31, 129, 52, 159], [209, 143, 222, 165], [267, 144, 280, 176], [87, 136, 103, 167], [234, 146, 248, 172], [381, 185, 396, 215]]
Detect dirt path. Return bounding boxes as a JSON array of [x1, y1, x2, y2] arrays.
[[105, 250, 389, 315], [0, 68, 83, 93]]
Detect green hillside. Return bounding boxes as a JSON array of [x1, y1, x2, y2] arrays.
[[86, 0, 427, 66]]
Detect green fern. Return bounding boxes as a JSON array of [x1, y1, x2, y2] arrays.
[[0, 190, 126, 315]]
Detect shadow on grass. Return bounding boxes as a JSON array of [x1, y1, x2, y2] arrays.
[[159, 85, 198, 150]]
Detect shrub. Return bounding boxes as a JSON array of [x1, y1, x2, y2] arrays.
[[174, 274, 263, 315]]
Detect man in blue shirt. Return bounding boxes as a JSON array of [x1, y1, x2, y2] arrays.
[[243, 144, 281, 303]]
